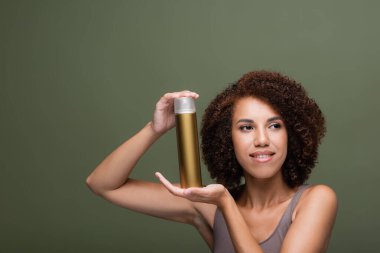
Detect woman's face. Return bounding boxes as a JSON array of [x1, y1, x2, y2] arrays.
[[231, 97, 288, 180]]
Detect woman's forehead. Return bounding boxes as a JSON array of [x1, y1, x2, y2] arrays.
[[232, 97, 281, 120]]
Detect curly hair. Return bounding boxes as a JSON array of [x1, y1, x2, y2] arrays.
[[200, 70, 326, 197]]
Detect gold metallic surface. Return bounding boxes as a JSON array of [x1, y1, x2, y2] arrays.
[[175, 113, 202, 188]]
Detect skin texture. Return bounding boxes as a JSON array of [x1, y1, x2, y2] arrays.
[[87, 86, 338, 253]]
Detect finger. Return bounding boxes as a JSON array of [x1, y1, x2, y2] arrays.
[[162, 91, 199, 101], [155, 172, 185, 196], [173, 91, 199, 99], [179, 90, 199, 99], [181, 90, 199, 97]]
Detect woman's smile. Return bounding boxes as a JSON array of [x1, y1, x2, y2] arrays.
[[249, 150, 276, 163]]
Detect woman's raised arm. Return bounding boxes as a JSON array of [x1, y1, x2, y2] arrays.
[[86, 90, 198, 192], [85, 91, 216, 240], [86, 121, 161, 195]]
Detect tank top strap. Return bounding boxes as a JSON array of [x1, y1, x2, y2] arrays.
[[260, 184, 312, 249], [288, 184, 311, 215], [276, 184, 312, 230]]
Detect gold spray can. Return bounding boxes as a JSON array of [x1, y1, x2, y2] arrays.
[[174, 97, 203, 188]]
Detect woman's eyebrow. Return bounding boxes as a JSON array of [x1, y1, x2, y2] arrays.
[[268, 116, 283, 122], [236, 116, 283, 124], [236, 119, 254, 124]]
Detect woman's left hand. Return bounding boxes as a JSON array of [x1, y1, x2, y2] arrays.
[[155, 172, 228, 207]]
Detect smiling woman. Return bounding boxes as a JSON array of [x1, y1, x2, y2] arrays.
[[86, 70, 337, 253], [199, 71, 336, 253], [201, 71, 327, 193]]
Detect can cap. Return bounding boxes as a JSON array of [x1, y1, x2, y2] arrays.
[[174, 97, 196, 114]]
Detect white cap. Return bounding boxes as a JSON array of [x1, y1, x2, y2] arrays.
[[174, 97, 196, 114]]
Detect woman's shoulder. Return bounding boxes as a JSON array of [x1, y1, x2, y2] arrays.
[[293, 184, 338, 221], [303, 184, 337, 202]]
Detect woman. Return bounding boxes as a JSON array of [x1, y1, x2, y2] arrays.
[[86, 70, 338, 253]]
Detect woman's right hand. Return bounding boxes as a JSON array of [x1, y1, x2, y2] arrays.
[[151, 90, 199, 135]]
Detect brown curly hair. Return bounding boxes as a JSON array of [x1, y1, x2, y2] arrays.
[[200, 70, 326, 196]]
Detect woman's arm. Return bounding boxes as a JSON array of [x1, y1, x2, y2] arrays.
[[86, 121, 160, 195], [280, 185, 338, 253], [156, 173, 264, 253], [156, 175, 338, 253], [86, 90, 195, 193], [85, 91, 215, 232], [219, 192, 264, 253]]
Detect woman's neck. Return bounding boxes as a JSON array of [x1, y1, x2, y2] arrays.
[[237, 173, 296, 210]]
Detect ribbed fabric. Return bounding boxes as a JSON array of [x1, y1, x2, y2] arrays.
[[213, 185, 311, 253]]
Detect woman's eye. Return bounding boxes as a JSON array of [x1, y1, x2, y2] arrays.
[[239, 125, 253, 131], [270, 123, 281, 129]]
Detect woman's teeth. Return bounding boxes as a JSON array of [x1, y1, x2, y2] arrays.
[[254, 154, 272, 158]]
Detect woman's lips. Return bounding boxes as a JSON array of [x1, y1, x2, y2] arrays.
[[249, 151, 275, 163]]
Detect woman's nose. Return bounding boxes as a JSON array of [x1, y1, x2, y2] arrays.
[[254, 128, 269, 147]]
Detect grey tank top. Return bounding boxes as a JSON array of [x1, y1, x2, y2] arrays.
[[213, 184, 311, 253]]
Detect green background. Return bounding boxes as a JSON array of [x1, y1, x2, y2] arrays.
[[1, 1, 379, 252]]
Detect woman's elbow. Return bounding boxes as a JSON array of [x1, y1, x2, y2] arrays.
[[86, 176, 102, 196]]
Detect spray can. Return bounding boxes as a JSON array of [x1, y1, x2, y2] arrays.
[[174, 97, 203, 188]]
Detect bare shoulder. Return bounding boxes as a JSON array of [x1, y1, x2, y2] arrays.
[[304, 184, 337, 204], [293, 184, 338, 220], [283, 185, 338, 252]]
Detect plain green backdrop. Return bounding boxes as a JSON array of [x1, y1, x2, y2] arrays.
[[1, 0, 379, 252]]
